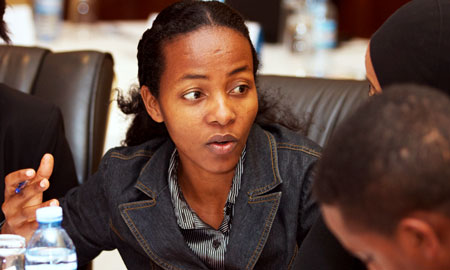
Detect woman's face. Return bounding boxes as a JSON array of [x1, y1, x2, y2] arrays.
[[142, 26, 258, 176]]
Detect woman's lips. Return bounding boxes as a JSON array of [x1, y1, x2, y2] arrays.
[[206, 134, 238, 155]]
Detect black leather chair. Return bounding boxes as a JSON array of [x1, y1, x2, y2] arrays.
[[258, 75, 369, 147], [0, 45, 114, 270], [0, 45, 114, 184], [257, 75, 369, 270]]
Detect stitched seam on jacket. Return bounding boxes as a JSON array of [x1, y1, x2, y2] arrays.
[[277, 143, 321, 158], [246, 195, 280, 269], [287, 244, 299, 270], [122, 202, 155, 210], [109, 219, 125, 242], [248, 131, 278, 196], [277, 143, 321, 155], [139, 157, 153, 176], [277, 146, 321, 158], [110, 150, 153, 160], [136, 180, 156, 198], [248, 193, 280, 204], [122, 205, 181, 270]]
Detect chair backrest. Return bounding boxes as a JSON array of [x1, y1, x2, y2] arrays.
[[258, 75, 369, 147], [0, 45, 114, 184], [0, 46, 49, 94]]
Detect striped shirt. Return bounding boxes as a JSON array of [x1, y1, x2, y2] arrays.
[[168, 148, 246, 270]]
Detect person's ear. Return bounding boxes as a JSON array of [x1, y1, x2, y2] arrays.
[[366, 41, 382, 96], [141, 86, 164, 123], [396, 217, 440, 262]]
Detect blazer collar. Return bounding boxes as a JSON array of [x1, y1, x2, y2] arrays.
[[225, 124, 283, 269], [119, 139, 209, 269], [120, 124, 283, 269]]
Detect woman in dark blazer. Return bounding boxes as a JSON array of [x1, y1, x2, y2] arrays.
[[2, 1, 363, 269]]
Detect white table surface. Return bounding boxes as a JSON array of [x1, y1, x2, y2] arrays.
[[8, 19, 368, 269]]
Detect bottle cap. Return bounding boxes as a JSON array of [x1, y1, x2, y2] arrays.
[[36, 206, 63, 223]]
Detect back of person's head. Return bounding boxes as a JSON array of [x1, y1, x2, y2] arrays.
[[118, 0, 259, 146], [314, 84, 450, 234], [369, 0, 450, 95], [0, 0, 9, 43]]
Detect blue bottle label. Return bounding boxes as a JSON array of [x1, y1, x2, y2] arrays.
[[313, 19, 337, 49]]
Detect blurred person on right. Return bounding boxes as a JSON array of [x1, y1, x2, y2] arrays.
[[314, 84, 450, 270], [365, 0, 450, 96]]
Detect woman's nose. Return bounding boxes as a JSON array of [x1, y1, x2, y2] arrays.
[[205, 94, 236, 126]]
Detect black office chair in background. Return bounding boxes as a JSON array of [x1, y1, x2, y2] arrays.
[[0, 45, 114, 184], [0, 45, 114, 270]]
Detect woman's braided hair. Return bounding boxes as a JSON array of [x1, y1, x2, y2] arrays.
[[118, 0, 259, 146]]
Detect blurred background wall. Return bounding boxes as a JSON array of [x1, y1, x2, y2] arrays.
[[94, 0, 179, 20], [93, 0, 410, 39], [6, 0, 411, 40], [335, 0, 410, 38]]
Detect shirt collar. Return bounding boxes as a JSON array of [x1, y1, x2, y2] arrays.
[[167, 147, 246, 230]]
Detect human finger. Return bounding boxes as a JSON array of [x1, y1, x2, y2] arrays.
[[35, 154, 54, 182], [4, 169, 36, 198], [22, 199, 60, 222], [1, 199, 59, 236], [4, 178, 49, 218], [16, 178, 49, 203]]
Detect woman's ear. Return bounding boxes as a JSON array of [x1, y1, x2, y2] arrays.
[[141, 86, 164, 123]]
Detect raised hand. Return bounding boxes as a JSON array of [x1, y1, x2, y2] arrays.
[[2, 154, 59, 240]]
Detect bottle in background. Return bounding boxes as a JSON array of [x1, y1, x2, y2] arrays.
[[25, 206, 77, 270], [33, 0, 63, 41], [285, 0, 313, 53], [309, 0, 337, 50], [303, 0, 337, 77]]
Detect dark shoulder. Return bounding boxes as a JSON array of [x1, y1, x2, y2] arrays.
[[93, 138, 172, 198], [99, 138, 169, 172], [0, 83, 60, 122], [261, 123, 322, 159]]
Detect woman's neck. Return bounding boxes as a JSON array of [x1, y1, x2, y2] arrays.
[[177, 161, 235, 229], [178, 163, 234, 205]]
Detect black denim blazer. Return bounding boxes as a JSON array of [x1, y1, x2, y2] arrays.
[[61, 124, 322, 269]]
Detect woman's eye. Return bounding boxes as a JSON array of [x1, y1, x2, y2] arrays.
[[183, 91, 203, 101], [230, 85, 249, 95]]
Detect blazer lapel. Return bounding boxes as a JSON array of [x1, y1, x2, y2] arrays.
[[118, 125, 283, 270], [119, 140, 208, 270], [225, 125, 283, 270]]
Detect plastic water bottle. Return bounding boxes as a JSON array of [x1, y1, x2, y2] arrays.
[[286, 0, 313, 53], [309, 0, 337, 50], [34, 0, 64, 41], [25, 206, 77, 270]]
